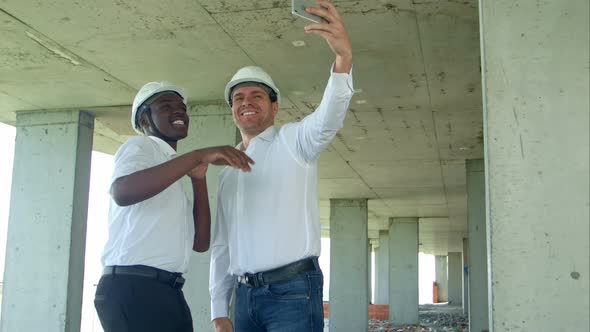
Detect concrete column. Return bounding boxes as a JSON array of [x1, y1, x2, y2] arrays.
[[462, 238, 469, 316], [375, 230, 389, 305], [388, 218, 418, 325], [329, 199, 368, 332], [368, 241, 372, 304], [0, 110, 94, 332], [466, 159, 488, 331], [434, 255, 448, 302], [178, 102, 239, 331], [480, 1, 589, 330], [447, 252, 462, 306]]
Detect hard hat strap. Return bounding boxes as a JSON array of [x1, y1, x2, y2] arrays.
[[145, 107, 177, 142]]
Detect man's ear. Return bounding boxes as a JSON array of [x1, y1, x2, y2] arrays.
[[271, 101, 279, 115], [139, 112, 150, 133]]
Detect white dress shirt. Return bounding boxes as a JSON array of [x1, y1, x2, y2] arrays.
[[209, 68, 354, 320], [101, 135, 194, 274]]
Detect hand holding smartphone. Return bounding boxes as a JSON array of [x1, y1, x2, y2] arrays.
[[292, 0, 326, 23]]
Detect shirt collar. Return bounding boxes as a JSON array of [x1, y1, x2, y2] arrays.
[[237, 126, 277, 150], [257, 126, 277, 142], [147, 136, 177, 157]]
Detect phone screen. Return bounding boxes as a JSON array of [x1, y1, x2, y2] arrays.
[[292, 0, 325, 23]]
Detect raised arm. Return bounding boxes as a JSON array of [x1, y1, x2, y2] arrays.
[[287, 1, 354, 163], [304, 0, 352, 73]]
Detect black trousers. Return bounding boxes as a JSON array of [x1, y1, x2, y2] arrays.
[[94, 274, 193, 332]]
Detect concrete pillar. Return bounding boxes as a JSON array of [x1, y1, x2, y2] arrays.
[[375, 230, 389, 305], [434, 255, 448, 302], [178, 102, 239, 331], [480, 1, 589, 330], [1, 110, 94, 332], [368, 241, 372, 304], [466, 159, 488, 331], [329, 199, 368, 332], [447, 252, 462, 306], [462, 238, 469, 316], [388, 218, 418, 325]]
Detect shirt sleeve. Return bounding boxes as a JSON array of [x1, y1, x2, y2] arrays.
[[209, 185, 234, 320], [284, 65, 354, 163], [110, 137, 156, 187]]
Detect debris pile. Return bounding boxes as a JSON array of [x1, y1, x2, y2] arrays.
[[367, 305, 468, 332]]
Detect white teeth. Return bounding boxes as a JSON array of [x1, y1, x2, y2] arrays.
[[172, 120, 185, 125], [242, 111, 256, 116]]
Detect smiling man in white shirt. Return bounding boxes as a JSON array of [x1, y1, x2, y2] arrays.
[[209, 1, 354, 331], [95, 82, 254, 332]]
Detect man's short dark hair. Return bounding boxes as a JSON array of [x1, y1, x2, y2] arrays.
[[229, 82, 278, 107]]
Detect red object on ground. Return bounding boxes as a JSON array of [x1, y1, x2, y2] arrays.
[[323, 303, 390, 320]]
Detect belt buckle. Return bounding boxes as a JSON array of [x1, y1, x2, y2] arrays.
[[238, 275, 247, 285], [172, 276, 185, 289], [240, 274, 259, 288]]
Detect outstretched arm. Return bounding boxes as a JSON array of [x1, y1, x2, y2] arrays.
[[304, 0, 352, 73], [111, 146, 254, 206]]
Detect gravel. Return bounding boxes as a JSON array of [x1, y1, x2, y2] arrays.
[[368, 304, 468, 332]]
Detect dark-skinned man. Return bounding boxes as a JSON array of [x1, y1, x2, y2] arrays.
[[94, 81, 254, 332]]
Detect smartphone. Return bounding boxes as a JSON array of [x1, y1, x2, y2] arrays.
[[292, 0, 326, 23]]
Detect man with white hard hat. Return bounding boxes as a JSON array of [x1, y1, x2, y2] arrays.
[[210, 1, 354, 331], [94, 82, 254, 332]]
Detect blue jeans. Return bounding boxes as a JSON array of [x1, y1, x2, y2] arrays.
[[235, 270, 324, 331]]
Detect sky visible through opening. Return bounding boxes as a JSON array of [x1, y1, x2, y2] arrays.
[[0, 122, 437, 331]]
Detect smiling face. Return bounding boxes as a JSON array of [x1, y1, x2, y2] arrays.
[[140, 92, 189, 143], [231, 85, 278, 138]]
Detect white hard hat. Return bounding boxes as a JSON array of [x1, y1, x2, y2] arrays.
[[224, 66, 280, 106], [131, 81, 187, 134]]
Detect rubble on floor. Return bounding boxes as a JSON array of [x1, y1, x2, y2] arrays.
[[368, 304, 468, 332]]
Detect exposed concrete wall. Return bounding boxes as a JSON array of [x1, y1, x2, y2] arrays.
[[330, 199, 369, 332], [375, 230, 389, 305], [447, 252, 463, 305], [1, 110, 94, 332], [462, 238, 469, 316], [480, 0, 590, 330], [466, 159, 489, 332], [435, 255, 448, 302], [368, 242, 373, 304], [178, 102, 238, 332], [388, 218, 419, 325]]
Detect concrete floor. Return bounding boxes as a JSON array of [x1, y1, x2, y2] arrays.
[[324, 304, 467, 332]]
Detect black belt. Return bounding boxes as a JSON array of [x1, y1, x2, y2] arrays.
[[103, 265, 185, 290], [237, 257, 319, 288]]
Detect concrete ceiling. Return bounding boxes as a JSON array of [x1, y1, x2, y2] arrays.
[[0, 0, 483, 255]]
